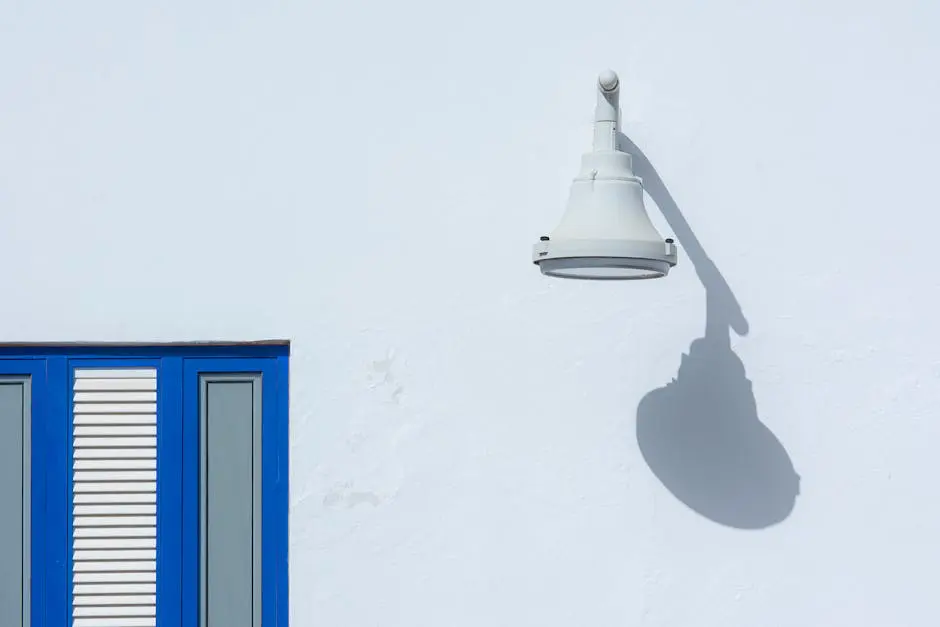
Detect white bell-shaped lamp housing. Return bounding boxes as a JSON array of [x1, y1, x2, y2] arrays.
[[533, 70, 678, 280]]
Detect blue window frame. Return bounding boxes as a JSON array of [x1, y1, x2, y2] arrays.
[[0, 343, 289, 627], [0, 359, 49, 627]]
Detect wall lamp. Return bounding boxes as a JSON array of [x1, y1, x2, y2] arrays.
[[533, 70, 678, 280]]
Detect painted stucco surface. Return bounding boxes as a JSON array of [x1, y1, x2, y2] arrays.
[[2, 1, 940, 624]]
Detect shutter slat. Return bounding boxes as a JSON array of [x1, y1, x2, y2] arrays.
[[73, 560, 155, 572], [74, 582, 157, 595], [75, 425, 157, 437], [74, 391, 157, 403], [72, 368, 158, 624], [75, 378, 158, 391], [75, 526, 156, 538], [74, 571, 157, 583], [74, 470, 157, 482], [75, 414, 156, 425], [74, 548, 156, 562], [75, 403, 158, 415], [74, 515, 156, 528], [73, 604, 156, 616], [75, 448, 155, 459], [75, 538, 156, 550], [75, 618, 156, 627], [74, 537, 156, 550], [74, 480, 156, 492], [73, 594, 156, 607], [74, 459, 156, 471], [74, 436, 157, 448], [75, 492, 156, 505], [75, 369, 155, 379], [74, 504, 156, 516]]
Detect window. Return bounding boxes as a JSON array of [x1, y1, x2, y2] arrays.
[[0, 343, 289, 627], [0, 364, 41, 627]]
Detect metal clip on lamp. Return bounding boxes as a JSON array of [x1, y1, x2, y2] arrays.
[[533, 70, 678, 280]]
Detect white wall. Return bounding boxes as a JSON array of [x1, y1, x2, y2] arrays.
[[3, 1, 940, 624]]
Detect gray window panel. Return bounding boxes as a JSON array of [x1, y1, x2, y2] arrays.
[[0, 378, 28, 627], [201, 376, 262, 627]]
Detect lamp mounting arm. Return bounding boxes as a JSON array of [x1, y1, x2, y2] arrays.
[[593, 69, 620, 152]]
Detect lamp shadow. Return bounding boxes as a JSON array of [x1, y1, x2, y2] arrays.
[[619, 132, 800, 529]]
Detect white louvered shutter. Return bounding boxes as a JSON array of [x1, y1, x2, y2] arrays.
[[72, 368, 158, 627]]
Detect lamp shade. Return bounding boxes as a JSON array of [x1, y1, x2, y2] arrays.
[[533, 70, 678, 280]]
